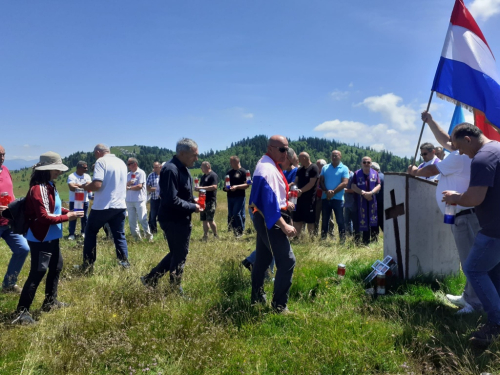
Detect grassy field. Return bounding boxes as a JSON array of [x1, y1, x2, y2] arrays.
[[1, 192, 499, 374]]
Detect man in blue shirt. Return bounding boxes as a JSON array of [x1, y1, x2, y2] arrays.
[[319, 150, 349, 241]]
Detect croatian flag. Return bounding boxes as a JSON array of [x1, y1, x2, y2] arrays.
[[249, 155, 288, 229], [431, 0, 500, 128]]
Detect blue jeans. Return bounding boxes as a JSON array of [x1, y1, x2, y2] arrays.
[[1, 225, 30, 288], [344, 205, 358, 235], [463, 233, 500, 324], [228, 196, 246, 235], [83, 209, 129, 265], [321, 199, 345, 240], [148, 198, 161, 234], [68, 201, 89, 236], [246, 250, 275, 273]]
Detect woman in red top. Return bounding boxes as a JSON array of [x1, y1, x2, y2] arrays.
[[13, 152, 83, 325]]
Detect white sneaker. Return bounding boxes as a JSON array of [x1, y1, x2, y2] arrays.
[[446, 294, 466, 307], [68, 235, 76, 241], [456, 302, 475, 315], [81, 233, 85, 238]]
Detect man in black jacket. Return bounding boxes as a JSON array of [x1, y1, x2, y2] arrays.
[[141, 138, 200, 294]]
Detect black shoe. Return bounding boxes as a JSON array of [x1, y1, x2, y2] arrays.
[[241, 259, 253, 272], [140, 276, 156, 289], [251, 292, 267, 306], [41, 300, 70, 312], [74, 263, 94, 275], [12, 309, 36, 325], [470, 321, 500, 346], [119, 260, 131, 269]]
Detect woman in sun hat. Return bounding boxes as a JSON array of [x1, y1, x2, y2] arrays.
[[12, 151, 84, 324]]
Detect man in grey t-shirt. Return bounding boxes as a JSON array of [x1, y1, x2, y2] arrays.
[[443, 123, 500, 346]]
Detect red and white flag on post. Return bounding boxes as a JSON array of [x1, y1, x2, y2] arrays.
[[431, 0, 500, 139]]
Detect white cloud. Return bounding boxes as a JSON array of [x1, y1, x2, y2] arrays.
[[361, 93, 418, 131], [349, 82, 354, 88], [314, 93, 449, 157], [469, 0, 500, 21], [371, 143, 385, 151], [242, 113, 254, 119], [330, 90, 350, 101], [464, 111, 474, 124]]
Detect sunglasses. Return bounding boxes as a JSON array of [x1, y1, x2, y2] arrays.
[[362, 161, 371, 164], [270, 145, 289, 153], [127, 162, 135, 166], [420, 153, 428, 156]]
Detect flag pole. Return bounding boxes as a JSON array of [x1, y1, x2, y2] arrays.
[[412, 91, 435, 166]]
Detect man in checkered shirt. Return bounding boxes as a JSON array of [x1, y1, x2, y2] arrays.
[[147, 161, 162, 234]]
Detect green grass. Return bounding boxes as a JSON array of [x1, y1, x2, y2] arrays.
[[1, 193, 499, 374]]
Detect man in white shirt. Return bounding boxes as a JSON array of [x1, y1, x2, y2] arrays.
[[126, 158, 153, 241], [81, 144, 130, 271], [67, 161, 92, 240], [417, 142, 441, 180], [408, 112, 482, 314]]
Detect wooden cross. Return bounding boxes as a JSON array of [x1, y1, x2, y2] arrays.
[[385, 189, 405, 279]]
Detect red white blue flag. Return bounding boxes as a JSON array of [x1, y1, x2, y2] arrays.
[[249, 155, 288, 229], [431, 0, 500, 128]]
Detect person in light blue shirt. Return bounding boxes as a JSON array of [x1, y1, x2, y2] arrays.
[[319, 150, 349, 241]]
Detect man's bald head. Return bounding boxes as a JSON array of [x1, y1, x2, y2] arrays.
[[268, 135, 287, 146], [267, 135, 289, 163], [0, 145, 5, 167], [298, 152, 311, 167]]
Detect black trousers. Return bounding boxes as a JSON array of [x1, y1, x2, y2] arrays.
[[18, 239, 63, 311], [144, 221, 191, 286], [251, 212, 296, 310]]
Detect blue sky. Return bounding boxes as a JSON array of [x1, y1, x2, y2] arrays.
[[1, 0, 499, 160]]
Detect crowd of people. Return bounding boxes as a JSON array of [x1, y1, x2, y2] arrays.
[[2, 116, 500, 346]]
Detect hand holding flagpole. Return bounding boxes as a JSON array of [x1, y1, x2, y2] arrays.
[[411, 91, 434, 167]]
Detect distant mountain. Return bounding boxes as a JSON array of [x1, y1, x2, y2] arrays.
[[3, 159, 38, 171]]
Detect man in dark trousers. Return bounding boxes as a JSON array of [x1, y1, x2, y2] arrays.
[[195, 161, 218, 240], [249, 135, 297, 314], [141, 138, 200, 294], [223, 156, 249, 236], [146, 161, 162, 234]]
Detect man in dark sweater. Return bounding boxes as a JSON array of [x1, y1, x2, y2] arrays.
[[141, 138, 200, 294], [196, 161, 218, 240], [223, 156, 249, 236]]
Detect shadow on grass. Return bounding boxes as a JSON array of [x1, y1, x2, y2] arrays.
[[350, 262, 498, 373], [205, 258, 272, 327]]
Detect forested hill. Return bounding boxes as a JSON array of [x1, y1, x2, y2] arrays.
[[199, 136, 411, 179], [58, 136, 412, 177]]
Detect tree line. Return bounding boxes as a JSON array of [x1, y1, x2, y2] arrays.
[[44, 136, 413, 186]]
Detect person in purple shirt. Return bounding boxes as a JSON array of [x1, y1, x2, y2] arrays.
[[443, 123, 500, 346]]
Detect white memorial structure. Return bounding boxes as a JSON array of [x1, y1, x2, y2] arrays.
[[383, 173, 460, 279]]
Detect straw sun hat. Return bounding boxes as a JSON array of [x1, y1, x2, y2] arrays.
[[33, 151, 69, 172]]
